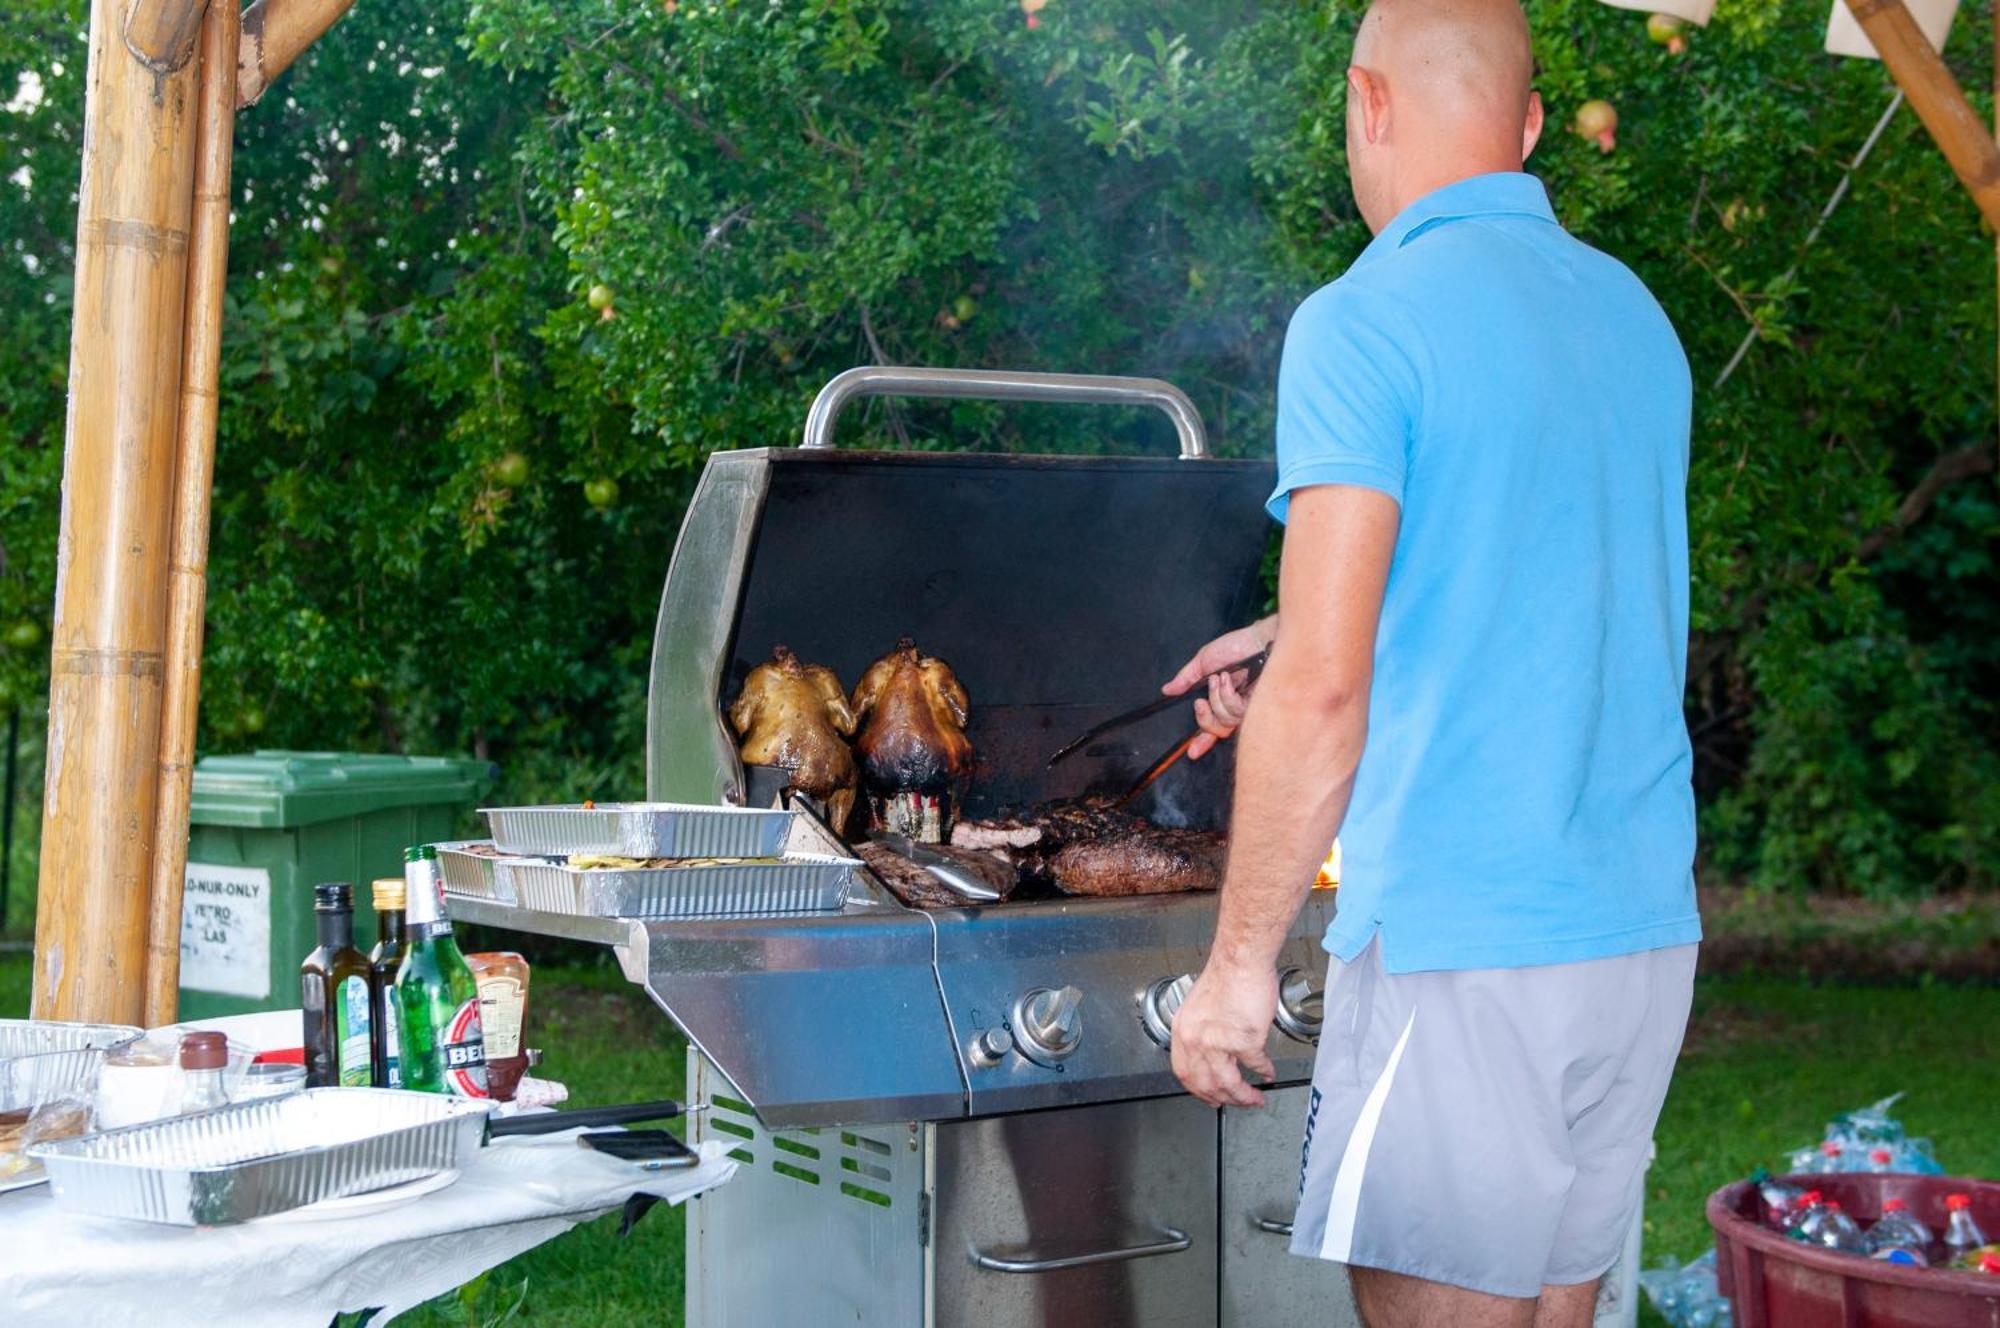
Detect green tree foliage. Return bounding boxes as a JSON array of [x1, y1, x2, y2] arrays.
[[0, 0, 1995, 895]]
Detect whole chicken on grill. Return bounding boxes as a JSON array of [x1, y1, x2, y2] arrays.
[[851, 637, 975, 842], [728, 646, 859, 832]]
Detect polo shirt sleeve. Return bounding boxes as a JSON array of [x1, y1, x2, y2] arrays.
[[1267, 280, 1424, 524]]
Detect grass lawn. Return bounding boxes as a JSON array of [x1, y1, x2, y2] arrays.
[[3, 951, 1994, 1326]]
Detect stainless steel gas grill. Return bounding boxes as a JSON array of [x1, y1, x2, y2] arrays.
[[452, 367, 1360, 1328]]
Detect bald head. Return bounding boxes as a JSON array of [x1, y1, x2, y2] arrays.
[[1344, 0, 1543, 232]]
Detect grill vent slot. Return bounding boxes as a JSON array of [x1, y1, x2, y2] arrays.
[[708, 1084, 901, 1210]]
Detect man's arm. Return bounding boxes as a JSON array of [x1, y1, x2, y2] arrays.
[[1170, 483, 1399, 1108]]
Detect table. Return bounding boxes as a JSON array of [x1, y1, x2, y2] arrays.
[[0, 1127, 736, 1327]]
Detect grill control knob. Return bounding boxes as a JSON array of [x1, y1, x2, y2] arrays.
[[969, 1026, 1015, 1068], [1138, 974, 1194, 1048], [1011, 985, 1085, 1065], [1273, 966, 1324, 1043]]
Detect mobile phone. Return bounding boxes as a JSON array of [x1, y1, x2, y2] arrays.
[[579, 1128, 700, 1168]]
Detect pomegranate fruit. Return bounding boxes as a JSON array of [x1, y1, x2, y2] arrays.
[[1573, 99, 1618, 153]]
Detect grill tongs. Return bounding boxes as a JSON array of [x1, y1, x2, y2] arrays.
[[873, 832, 1004, 903], [1046, 648, 1269, 768]]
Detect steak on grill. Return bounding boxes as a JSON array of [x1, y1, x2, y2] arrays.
[[952, 797, 1225, 897]]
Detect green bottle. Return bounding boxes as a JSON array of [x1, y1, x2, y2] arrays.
[[394, 845, 489, 1098]]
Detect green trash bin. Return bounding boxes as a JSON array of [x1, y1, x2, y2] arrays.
[[177, 751, 495, 1020]]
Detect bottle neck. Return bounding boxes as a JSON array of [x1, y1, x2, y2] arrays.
[[403, 858, 446, 929], [377, 910, 405, 946], [316, 908, 355, 951]]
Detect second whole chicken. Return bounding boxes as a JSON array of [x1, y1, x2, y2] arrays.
[[851, 638, 975, 842]]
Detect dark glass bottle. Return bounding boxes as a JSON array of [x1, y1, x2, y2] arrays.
[[300, 882, 373, 1088], [367, 877, 407, 1088]]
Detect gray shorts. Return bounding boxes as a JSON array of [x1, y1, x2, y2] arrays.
[[1288, 939, 1697, 1297]]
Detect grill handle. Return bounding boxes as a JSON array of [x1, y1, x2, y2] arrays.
[[971, 1224, 1194, 1274], [801, 366, 1210, 459], [1254, 1216, 1294, 1237]]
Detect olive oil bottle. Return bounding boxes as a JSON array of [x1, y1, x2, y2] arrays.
[[301, 882, 373, 1088]]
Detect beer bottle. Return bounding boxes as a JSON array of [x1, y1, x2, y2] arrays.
[[394, 846, 489, 1098], [367, 877, 407, 1088], [301, 882, 373, 1088]]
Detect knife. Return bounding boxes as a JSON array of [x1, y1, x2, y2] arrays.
[[875, 832, 1005, 903], [1046, 648, 1269, 768]]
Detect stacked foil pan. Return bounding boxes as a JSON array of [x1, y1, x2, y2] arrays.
[[439, 843, 858, 919], [30, 1087, 488, 1225], [436, 802, 859, 920], [481, 802, 793, 858], [0, 1018, 142, 1104]]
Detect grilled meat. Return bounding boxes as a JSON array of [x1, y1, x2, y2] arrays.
[[851, 637, 974, 841], [856, 840, 1018, 910], [952, 797, 1225, 897], [728, 646, 859, 832]]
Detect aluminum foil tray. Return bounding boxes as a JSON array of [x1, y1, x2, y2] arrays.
[[436, 840, 515, 904], [0, 1018, 142, 1103], [497, 854, 859, 919], [482, 802, 794, 859], [30, 1087, 489, 1225]]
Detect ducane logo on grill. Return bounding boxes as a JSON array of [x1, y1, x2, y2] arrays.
[[443, 998, 489, 1098], [1299, 1085, 1322, 1196]]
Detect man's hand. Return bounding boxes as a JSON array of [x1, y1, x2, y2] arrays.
[[1169, 962, 1279, 1108], [1162, 616, 1277, 760]]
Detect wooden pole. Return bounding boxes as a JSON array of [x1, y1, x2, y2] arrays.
[[143, 0, 238, 1028], [236, 0, 357, 108], [33, 0, 207, 1024], [1840, 0, 2000, 230]]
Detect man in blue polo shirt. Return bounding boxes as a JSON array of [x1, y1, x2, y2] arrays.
[[1163, 0, 1699, 1323]]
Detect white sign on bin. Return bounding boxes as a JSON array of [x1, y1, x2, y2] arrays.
[[180, 862, 272, 999]]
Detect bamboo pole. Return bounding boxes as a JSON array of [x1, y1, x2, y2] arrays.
[[1840, 0, 2000, 230], [236, 0, 358, 108], [143, 0, 239, 1029], [33, 0, 207, 1024]]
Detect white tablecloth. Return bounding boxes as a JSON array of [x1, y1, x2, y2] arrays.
[[0, 1129, 736, 1326]]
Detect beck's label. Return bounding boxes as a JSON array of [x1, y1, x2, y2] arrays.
[[441, 997, 489, 1098]]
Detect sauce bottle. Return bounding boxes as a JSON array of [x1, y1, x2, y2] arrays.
[[466, 952, 531, 1102]]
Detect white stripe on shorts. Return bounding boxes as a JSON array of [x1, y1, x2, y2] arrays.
[[1318, 1006, 1417, 1263]]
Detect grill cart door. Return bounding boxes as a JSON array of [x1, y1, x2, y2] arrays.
[[930, 1095, 1219, 1328], [1218, 1083, 1362, 1327]]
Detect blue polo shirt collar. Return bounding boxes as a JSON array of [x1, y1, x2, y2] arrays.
[[1354, 171, 1556, 269]]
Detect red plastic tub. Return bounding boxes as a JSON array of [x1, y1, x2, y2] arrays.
[[1709, 1173, 2000, 1327]]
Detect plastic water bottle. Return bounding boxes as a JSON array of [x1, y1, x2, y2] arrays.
[[1754, 1172, 1808, 1232], [1866, 1197, 1934, 1254], [1786, 1191, 1829, 1243], [1809, 1201, 1867, 1255], [1945, 1194, 1989, 1261]]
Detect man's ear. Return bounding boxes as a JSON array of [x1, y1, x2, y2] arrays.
[[1347, 66, 1388, 144], [1521, 89, 1545, 162]]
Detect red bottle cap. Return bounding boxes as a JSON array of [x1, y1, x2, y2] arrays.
[[1820, 1141, 1842, 1155], [1981, 1253, 2000, 1275], [1948, 1194, 1972, 1211], [1883, 1198, 1907, 1212], [1870, 1149, 1893, 1164], [178, 1030, 228, 1071], [1826, 1201, 1844, 1213], [1803, 1190, 1824, 1204]]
